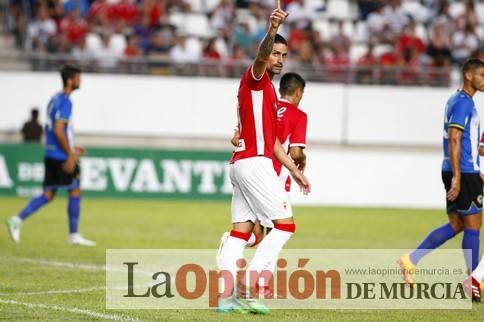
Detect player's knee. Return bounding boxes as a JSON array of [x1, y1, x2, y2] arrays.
[[449, 221, 464, 234], [43, 191, 56, 202]]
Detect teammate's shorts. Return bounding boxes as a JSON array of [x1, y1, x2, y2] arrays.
[[278, 166, 291, 193], [230, 156, 293, 225], [44, 157, 80, 190], [442, 171, 483, 215]]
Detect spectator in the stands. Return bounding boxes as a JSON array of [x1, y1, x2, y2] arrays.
[[248, 2, 267, 42], [124, 35, 141, 58], [88, 0, 113, 26], [71, 36, 93, 65], [170, 34, 200, 63], [452, 18, 480, 65], [25, 5, 57, 52], [60, 8, 88, 46], [134, 15, 154, 52], [233, 21, 257, 56], [379, 45, 404, 84], [297, 40, 317, 70], [383, 0, 409, 34], [231, 44, 248, 60], [112, 0, 139, 29], [356, 42, 377, 83], [397, 21, 426, 60], [357, 0, 379, 20], [329, 20, 351, 54], [63, 0, 90, 17], [211, 0, 234, 31], [145, 29, 172, 58], [427, 20, 452, 66], [324, 44, 350, 81], [21, 108, 43, 143], [432, 0, 454, 35], [202, 38, 221, 60], [141, 0, 168, 28], [91, 32, 123, 71], [367, 2, 388, 43], [286, 0, 317, 29], [461, 0, 479, 29], [44, 0, 64, 22]]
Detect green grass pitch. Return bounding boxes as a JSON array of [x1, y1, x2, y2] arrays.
[[0, 196, 482, 321]]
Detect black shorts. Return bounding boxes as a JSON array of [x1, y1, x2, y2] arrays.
[[43, 158, 80, 190], [442, 172, 483, 215]]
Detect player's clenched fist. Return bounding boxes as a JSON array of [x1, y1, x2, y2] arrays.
[[269, 8, 288, 29]]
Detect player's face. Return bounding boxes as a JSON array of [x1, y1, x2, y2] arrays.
[[72, 73, 81, 90], [267, 43, 288, 75], [470, 67, 484, 92], [294, 87, 304, 107]]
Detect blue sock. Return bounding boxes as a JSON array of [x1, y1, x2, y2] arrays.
[[18, 195, 49, 221], [68, 196, 81, 234], [462, 228, 480, 271], [409, 223, 456, 265]]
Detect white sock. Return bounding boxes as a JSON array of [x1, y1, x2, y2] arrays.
[[246, 233, 256, 247], [471, 255, 484, 282], [218, 235, 246, 295], [245, 228, 293, 288], [13, 216, 22, 224]]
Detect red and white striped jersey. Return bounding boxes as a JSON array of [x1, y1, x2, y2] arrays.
[[273, 98, 308, 176], [230, 66, 279, 163]]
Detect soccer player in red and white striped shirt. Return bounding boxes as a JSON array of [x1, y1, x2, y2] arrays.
[[216, 6, 310, 315]]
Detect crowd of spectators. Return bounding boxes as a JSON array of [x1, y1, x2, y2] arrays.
[[5, 0, 484, 85]]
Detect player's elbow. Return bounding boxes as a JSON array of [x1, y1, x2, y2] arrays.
[[289, 148, 305, 161], [448, 137, 461, 149]]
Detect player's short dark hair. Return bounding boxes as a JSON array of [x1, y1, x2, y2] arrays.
[[274, 33, 287, 46], [279, 72, 306, 96], [61, 65, 81, 87], [462, 58, 484, 77], [31, 108, 39, 119]]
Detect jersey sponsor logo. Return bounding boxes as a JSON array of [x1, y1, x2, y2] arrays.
[[277, 107, 287, 120]]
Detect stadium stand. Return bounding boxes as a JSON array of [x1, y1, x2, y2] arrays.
[[1, 0, 483, 85]]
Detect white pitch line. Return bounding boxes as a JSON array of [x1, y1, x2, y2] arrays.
[[0, 299, 143, 322], [4, 257, 153, 276], [0, 283, 156, 297], [5, 257, 106, 271], [0, 286, 106, 296]]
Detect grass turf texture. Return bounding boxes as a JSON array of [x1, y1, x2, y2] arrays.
[[0, 196, 482, 321]]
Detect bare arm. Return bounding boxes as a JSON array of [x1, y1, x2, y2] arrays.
[[289, 146, 306, 173], [274, 139, 310, 194], [479, 146, 484, 156], [252, 9, 288, 79], [53, 121, 76, 173], [447, 127, 463, 201]]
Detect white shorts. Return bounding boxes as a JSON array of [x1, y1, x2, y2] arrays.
[[230, 157, 293, 226]]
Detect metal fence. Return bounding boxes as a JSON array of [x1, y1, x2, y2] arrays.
[[20, 52, 452, 87]]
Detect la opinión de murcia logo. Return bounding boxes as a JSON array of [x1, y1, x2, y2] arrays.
[[121, 258, 469, 307]]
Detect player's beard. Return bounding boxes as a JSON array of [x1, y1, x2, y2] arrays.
[[271, 64, 283, 75]]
